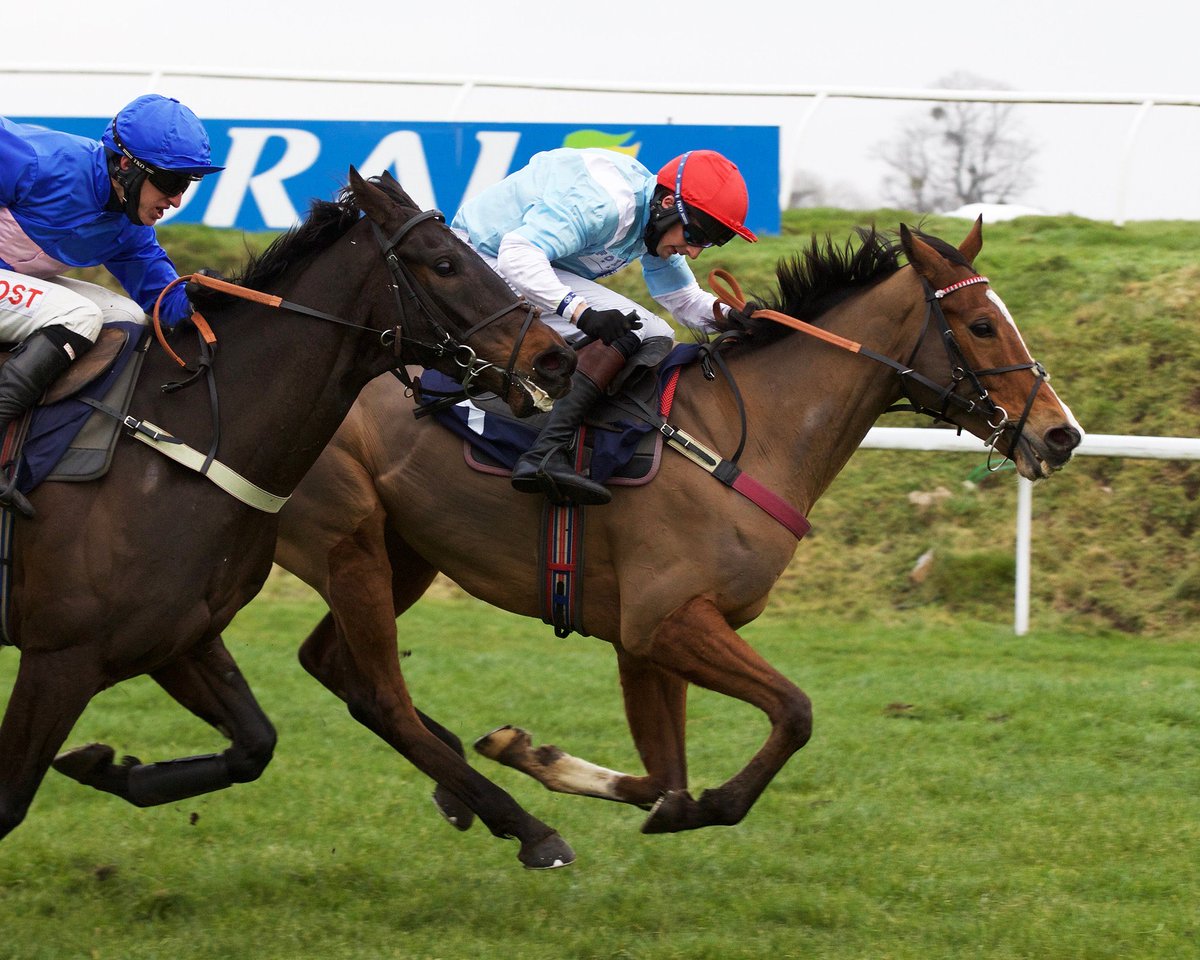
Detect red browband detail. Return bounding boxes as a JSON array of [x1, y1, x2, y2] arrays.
[[934, 275, 989, 299]]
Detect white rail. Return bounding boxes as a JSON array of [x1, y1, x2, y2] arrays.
[[859, 428, 1200, 634], [4, 65, 1199, 222]]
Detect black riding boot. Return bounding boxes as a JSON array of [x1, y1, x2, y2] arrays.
[[0, 328, 80, 517], [511, 371, 611, 505]]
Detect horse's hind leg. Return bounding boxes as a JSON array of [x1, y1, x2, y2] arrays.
[[474, 648, 688, 809], [638, 594, 813, 834], [0, 648, 103, 838], [53, 635, 276, 806]]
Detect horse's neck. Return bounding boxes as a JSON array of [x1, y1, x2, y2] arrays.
[[705, 272, 923, 511], [166, 250, 388, 496]]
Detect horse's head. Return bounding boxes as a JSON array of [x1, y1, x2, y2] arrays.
[[899, 218, 1083, 479], [347, 168, 574, 415]]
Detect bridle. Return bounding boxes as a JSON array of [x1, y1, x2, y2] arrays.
[[709, 268, 1049, 471], [370, 210, 537, 400], [891, 274, 1048, 471]]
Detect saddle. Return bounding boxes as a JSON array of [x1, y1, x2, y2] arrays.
[[0, 326, 130, 405], [417, 337, 691, 487]]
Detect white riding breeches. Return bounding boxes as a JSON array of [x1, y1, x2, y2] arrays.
[[0, 270, 146, 346], [457, 243, 674, 344]]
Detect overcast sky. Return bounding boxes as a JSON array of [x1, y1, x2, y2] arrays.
[[12, 1, 1196, 95], [8, 2, 1200, 220]]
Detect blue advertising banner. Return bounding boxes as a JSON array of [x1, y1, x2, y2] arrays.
[[13, 117, 780, 235]]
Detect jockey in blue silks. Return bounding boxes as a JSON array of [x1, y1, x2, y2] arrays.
[[452, 147, 757, 506], [0, 94, 223, 491]]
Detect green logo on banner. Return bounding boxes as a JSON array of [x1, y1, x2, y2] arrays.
[[561, 129, 641, 157]]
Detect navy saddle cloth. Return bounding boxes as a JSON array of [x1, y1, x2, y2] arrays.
[[10, 321, 147, 495], [416, 342, 703, 485]]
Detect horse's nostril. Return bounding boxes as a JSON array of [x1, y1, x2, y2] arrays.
[[532, 348, 575, 379], [1047, 425, 1082, 452]]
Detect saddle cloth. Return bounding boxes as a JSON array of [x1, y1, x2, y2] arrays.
[[1, 321, 148, 496], [416, 341, 703, 485]]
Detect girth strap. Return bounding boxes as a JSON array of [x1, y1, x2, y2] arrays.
[[81, 397, 289, 513]]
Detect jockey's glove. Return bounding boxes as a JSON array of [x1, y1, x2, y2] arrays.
[[721, 300, 766, 330], [184, 267, 225, 303], [575, 306, 642, 345]]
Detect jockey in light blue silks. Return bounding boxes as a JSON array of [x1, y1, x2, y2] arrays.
[[0, 94, 223, 504], [452, 147, 757, 506]]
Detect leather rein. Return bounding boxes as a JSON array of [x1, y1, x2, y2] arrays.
[[708, 268, 1048, 471]]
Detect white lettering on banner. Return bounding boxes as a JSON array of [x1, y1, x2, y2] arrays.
[[460, 132, 522, 207], [359, 132, 438, 211], [204, 128, 322, 228]]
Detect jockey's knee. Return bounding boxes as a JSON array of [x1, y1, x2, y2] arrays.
[[46, 300, 104, 346], [38, 322, 98, 360]]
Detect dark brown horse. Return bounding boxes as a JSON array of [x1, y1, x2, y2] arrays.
[[0, 169, 576, 864], [274, 219, 1083, 868]]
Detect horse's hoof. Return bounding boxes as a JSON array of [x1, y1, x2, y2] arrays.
[[518, 831, 575, 870], [641, 789, 698, 834], [52, 743, 116, 783], [431, 786, 475, 832], [474, 725, 531, 762]]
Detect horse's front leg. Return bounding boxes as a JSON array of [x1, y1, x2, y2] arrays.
[[0, 646, 104, 838], [53, 634, 277, 806], [473, 647, 688, 809], [637, 593, 812, 834], [303, 518, 574, 870]]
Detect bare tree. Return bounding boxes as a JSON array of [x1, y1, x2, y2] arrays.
[[879, 72, 1037, 212]]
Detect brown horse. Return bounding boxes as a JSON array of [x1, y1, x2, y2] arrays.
[[274, 218, 1083, 868], [0, 169, 576, 866]]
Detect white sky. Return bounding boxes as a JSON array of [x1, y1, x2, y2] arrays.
[[8, 1, 1200, 220]]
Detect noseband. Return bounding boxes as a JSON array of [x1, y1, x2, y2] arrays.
[[894, 275, 1047, 470], [372, 210, 536, 401]]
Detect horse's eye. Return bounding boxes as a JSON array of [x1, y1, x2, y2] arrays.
[[434, 260, 454, 277], [969, 319, 995, 338]]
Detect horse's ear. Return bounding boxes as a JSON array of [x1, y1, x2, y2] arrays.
[[958, 215, 983, 263], [900, 223, 948, 284], [380, 169, 419, 211], [347, 166, 393, 226]]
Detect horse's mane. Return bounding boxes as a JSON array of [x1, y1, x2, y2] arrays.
[[715, 225, 963, 350], [191, 176, 413, 304]]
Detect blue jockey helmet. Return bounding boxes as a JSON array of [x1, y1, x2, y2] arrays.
[[101, 95, 224, 176]]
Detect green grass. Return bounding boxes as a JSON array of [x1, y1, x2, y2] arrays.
[[1, 582, 1196, 960]]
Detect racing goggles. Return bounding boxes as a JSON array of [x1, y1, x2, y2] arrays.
[[109, 121, 200, 197], [680, 209, 736, 249]]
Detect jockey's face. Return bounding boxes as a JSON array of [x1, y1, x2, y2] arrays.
[[136, 177, 184, 226], [652, 193, 710, 260], [112, 157, 185, 227], [653, 221, 708, 260]]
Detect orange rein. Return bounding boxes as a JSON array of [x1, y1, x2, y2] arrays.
[[151, 273, 285, 368], [708, 268, 866, 356]]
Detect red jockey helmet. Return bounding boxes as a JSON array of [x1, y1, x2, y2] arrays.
[[656, 150, 757, 244]]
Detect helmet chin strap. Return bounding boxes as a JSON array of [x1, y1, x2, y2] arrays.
[[106, 153, 149, 225], [643, 195, 681, 253]]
